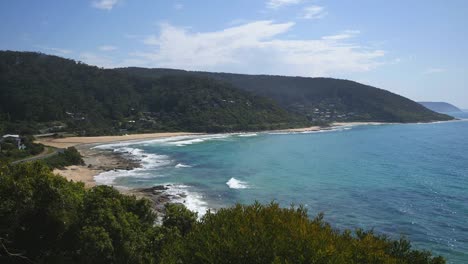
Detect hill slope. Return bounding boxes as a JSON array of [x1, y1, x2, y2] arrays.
[[419, 102, 462, 113], [0, 51, 304, 135], [120, 68, 454, 123]]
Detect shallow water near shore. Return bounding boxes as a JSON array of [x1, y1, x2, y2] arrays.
[[95, 114, 468, 263]]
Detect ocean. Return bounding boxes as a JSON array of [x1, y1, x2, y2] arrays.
[[94, 112, 468, 263]]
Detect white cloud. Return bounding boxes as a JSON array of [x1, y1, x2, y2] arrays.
[[322, 30, 361, 40], [424, 68, 446, 74], [91, 0, 119, 10], [99, 45, 118, 51], [267, 0, 303, 9], [301, 5, 327, 19], [37, 46, 73, 55], [130, 21, 384, 77], [80, 52, 114, 67], [228, 19, 250, 26], [79, 52, 148, 68], [174, 3, 184, 10]]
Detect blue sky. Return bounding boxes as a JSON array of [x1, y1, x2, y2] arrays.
[[1, 0, 467, 108]]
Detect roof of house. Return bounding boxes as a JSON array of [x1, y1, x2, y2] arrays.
[[2, 134, 20, 138]]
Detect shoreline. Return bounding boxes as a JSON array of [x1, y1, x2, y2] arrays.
[[45, 122, 383, 189], [44, 120, 447, 215], [44, 132, 200, 189], [52, 145, 141, 188], [37, 132, 203, 149]]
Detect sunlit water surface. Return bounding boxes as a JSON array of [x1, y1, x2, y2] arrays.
[[95, 112, 468, 263]]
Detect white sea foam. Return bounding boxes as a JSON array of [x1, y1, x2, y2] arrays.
[[92, 137, 211, 217], [92, 135, 196, 150], [164, 184, 208, 217], [168, 134, 232, 147], [269, 127, 352, 135], [113, 147, 172, 170], [226, 177, 249, 189], [94, 169, 151, 185], [93, 133, 239, 150], [175, 163, 192, 168], [93, 146, 173, 185], [268, 132, 292, 135], [94, 170, 121, 185], [238, 133, 258, 137]]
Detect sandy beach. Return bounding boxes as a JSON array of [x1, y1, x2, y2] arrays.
[[272, 122, 387, 133], [52, 145, 142, 188], [42, 132, 200, 188], [273, 125, 322, 132], [37, 132, 202, 149], [44, 123, 383, 188], [332, 122, 387, 127], [53, 165, 98, 188]]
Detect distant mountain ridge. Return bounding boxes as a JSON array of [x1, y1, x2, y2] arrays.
[[0, 51, 453, 135], [0, 51, 305, 135], [119, 67, 453, 123], [418, 102, 462, 113]]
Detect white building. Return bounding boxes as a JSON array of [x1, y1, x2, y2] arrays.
[[0, 134, 24, 150]]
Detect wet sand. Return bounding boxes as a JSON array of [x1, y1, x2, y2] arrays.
[[46, 123, 384, 187]]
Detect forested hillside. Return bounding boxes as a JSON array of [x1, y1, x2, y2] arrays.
[[120, 68, 454, 123], [0, 51, 453, 136], [0, 51, 305, 135]]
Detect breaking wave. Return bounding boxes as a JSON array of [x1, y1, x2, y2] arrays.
[[226, 177, 249, 189], [175, 163, 192, 168]]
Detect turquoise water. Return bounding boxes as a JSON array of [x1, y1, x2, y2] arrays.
[[95, 114, 468, 263]]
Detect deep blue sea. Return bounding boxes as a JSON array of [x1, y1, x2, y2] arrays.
[[95, 112, 468, 263]]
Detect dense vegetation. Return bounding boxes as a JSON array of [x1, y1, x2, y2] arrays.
[[0, 51, 454, 136], [0, 162, 159, 263], [120, 68, 454, 123], [42, 147, 84, 169], [0, 51, 305, 135], [418, 102, 462, 113], [0, 162, 445, 263]]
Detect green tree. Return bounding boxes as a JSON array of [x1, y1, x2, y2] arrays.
[[0, 163, 160, 264], [161, 202, 445, 264], [42, 147, 84, 169], [163, 203, 197, 236], [0, 162, 84, 262]]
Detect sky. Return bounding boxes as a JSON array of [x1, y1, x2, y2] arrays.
[[1, 0, 467, 108]]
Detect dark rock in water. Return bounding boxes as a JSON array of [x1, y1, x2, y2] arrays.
[[153, 185, 169, 191], [136, 185, 169, 195], [127, 185, 185, 221], [157, 195, 171, 203]]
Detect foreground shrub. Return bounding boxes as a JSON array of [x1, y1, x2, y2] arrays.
[[161, 202, 445, 264], [43, 147, 84, 169], [0, 162, 160, 264], [163, 203, 198, 236]]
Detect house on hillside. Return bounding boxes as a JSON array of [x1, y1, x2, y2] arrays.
[[0, 134, 25, 150]]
